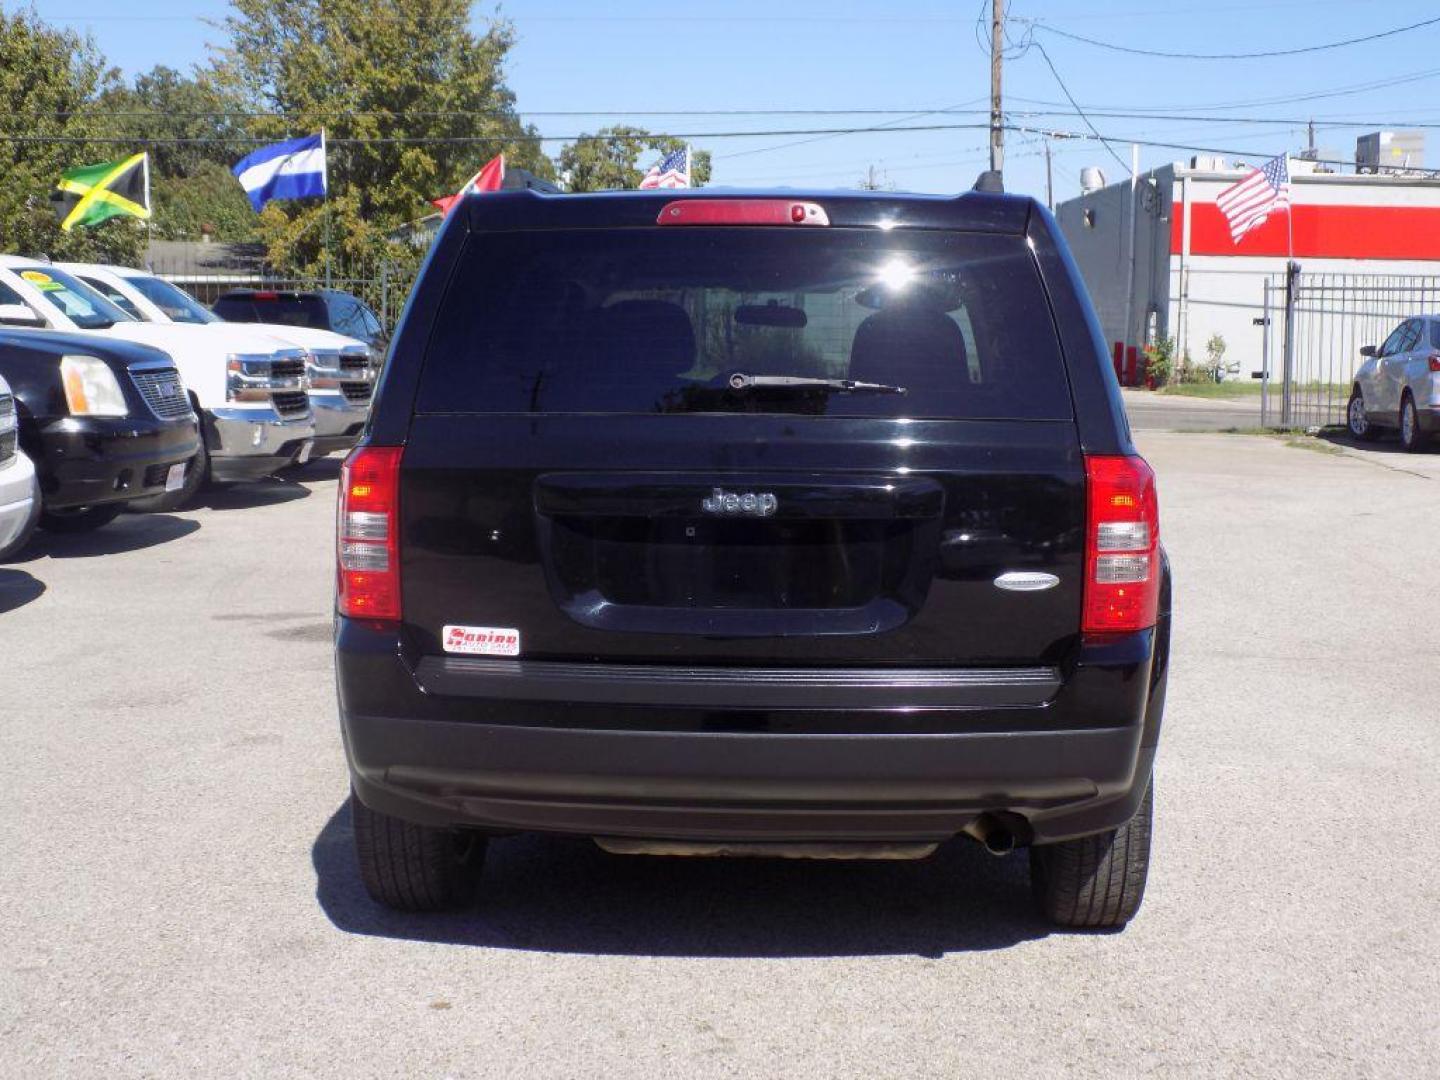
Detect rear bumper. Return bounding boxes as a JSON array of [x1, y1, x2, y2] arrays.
[[33, 415, 199, 510], [337, 617, 1170, 846], [206, 406, 315, 482]]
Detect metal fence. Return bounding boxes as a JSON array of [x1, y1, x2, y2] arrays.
[[1262, 267, 1440, 428], [146, 249, 421, 332]]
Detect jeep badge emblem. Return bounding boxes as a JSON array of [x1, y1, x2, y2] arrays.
[[702, 487, 778, 517]]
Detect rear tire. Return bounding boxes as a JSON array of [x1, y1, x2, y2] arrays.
[[1347, 388, 1378, 442], [1399, 394, 1427, 453], [1030, 780, 1153, 929], [37, 503, 122, 534], [350, 790, 486, 911]]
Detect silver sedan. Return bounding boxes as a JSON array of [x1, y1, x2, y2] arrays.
[[1349, 315, 1440, 451]]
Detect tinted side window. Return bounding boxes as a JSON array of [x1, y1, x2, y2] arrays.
[[416, 228, 1072, 420], [212, 297, 256, 322], [330, 299, 365, 338], [1431, 321, 1440, 351], [79, 276, 144, 320]]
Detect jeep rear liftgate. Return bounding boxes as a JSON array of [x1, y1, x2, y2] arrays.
[[396, 222, 1086, 669]]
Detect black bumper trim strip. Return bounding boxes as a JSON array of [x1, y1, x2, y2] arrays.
[[414, 657, 1061, 709]]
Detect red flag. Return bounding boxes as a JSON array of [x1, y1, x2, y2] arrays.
[[430, 154, 505, 215]]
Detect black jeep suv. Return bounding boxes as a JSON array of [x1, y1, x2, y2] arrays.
[[334, 188, 1171, 929]]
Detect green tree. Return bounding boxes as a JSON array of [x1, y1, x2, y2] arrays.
[[558, 126, 712, 192], [0, 10, 143, 262], [98, 66, 257, 242], [211, 0, 551, 280]]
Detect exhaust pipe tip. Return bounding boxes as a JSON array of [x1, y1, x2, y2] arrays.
[[964, 813, 1017, 856]]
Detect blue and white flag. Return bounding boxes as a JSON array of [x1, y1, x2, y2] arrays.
[[233, 132, 328, 212]]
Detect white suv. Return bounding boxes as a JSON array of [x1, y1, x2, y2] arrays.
[[66, 265, 376, 458]]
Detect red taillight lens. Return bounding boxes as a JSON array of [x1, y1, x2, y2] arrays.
[[656, 199, 830, 226], [1428, 354, 1440, 372], [1083, 455, 1160, 635], [337, 445, 403, 621]]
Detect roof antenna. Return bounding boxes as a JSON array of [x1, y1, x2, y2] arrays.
[[973, 170, 1005, 193]]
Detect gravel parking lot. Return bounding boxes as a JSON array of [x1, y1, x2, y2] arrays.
[[2, 433, 1437, 1079]]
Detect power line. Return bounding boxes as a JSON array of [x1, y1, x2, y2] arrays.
[[1028, 13, 1440, 61], [1007, 66, 1440, 116], [1008, 124, 1440, 177], [1026, 40, 1131, 176], [16, 105, 1440, 131], [714, 100, 987, 161], [0, 121, 995, 147], [5, 106, 995, 122]]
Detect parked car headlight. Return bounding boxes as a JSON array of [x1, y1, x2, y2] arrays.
[[60, 355, 128, 417], [227, 353, 273, 402]]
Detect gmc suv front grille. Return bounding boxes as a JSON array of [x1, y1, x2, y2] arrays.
[[340, 354, 371, 375], [130, 368, 193, 421], [340, 382, 373, 403], [272, 390, 310, 416]]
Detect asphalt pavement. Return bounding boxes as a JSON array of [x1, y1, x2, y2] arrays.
[[2, 435, 1437, 1078], [1122, 387, 1263, 431]]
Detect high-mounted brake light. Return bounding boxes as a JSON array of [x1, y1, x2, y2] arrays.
[[252, 291, 279, 301], [657, 199, 830, 226], [337, 445, 403, 621], [1082, 455, 1160, 635]]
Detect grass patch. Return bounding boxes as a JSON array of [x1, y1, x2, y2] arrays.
[[1281, 435, 1347, 456], [1155, 382, 1263, 399], [1169, 425, 1351, 455]]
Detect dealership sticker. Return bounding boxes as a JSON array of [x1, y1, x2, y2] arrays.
[[19, 270, 61, 291], [442, 625, 521, 657]]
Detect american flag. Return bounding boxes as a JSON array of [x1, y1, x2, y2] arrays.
[[1216, 154, 1290, 244], [639, 147, 690, 189]]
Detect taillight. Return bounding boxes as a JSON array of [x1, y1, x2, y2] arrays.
[[337, 445, 402, 621], [1082, 455, 1160, 635], [656, 199, 830, 226], [1428, 354, 1440, 372]]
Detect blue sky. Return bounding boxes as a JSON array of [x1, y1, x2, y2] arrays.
[[15, 0, 1440, 201]]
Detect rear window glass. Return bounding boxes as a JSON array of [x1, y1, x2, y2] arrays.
[[416, 228, 1072, 419], [215, 294, 329, 330]]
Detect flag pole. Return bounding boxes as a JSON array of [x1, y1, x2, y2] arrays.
[[322, 128, 332, 288], [1285, 154, 1295, 264]]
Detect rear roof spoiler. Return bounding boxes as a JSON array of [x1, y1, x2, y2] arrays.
[[973, 170, 1004, 193]]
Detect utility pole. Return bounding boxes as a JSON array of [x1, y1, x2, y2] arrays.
[[1044, 140, 1053, 210], [990, 0, 1004, 176]]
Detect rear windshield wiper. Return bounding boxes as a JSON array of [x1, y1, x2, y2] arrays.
[[728, 372, 906, 394]]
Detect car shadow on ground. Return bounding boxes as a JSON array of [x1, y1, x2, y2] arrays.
[[12, 514, 199, 562], [190, 475, 313, 511], [287, 456, 343, 485], [1319, 427, 1439, 457], [312, 800, 1053, 958], [0, 568, 45, 613]]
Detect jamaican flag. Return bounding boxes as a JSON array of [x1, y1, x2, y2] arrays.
[[51, 152, 151, 232]]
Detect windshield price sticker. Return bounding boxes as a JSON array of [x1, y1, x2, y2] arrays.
[[19, 270, 62, 291]]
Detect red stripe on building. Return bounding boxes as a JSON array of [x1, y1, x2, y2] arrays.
[[1170, 204, 1440, 259]]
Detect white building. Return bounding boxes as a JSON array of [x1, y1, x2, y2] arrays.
[[1055, 155, 1440, 383]]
